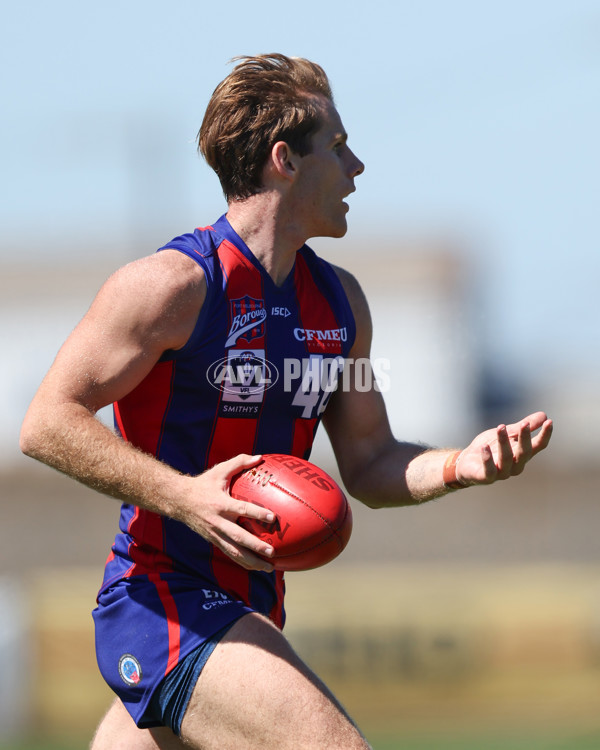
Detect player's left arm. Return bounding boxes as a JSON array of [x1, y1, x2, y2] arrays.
[[322, 267, 553, 507]]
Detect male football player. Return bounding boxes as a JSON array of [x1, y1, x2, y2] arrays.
[[21, 54, 552, 749]]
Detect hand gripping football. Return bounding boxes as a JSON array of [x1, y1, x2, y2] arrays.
[[231, 454, 352, 571]]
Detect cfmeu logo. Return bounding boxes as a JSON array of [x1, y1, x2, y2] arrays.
[[226, 296, 267, 347], [207, 350, 279, 400]]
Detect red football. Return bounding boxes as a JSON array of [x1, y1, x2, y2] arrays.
[[231, 454, 352, 571]]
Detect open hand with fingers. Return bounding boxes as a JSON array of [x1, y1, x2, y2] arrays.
[[452, 411, 553, 488]]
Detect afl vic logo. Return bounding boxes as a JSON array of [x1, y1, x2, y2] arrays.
[[207, 350, 279, 400], [226, 296, 267, 347]]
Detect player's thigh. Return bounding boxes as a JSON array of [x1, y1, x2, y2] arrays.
[[180, 612, 371, 750], [91, 698, 184, 750]]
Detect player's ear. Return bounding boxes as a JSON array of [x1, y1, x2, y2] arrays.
[[270, 141, 299, 181]]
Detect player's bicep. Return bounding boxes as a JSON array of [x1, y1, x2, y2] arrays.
[[323, 266, 396, 493], [33, 251, 205, 413], [40, 311, 161, 413]]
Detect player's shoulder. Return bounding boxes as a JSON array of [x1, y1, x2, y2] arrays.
[[300, 246, 365, 306], [87, 250, 208, 352], [328, 264, 372, 351], [101, 249, 207, 305], [328, 264, 369, 314]]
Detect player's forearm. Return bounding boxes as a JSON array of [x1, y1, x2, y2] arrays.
[[348, 441, 457, 508], [20, 400, 191, 518]]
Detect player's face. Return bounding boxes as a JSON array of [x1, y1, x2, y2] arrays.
[[293, 98, 364, 239]]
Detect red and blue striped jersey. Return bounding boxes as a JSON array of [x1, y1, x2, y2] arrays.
[[99, 215, 356, 628]]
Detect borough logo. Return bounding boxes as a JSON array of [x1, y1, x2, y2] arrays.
[[225, 296, 267, 347]]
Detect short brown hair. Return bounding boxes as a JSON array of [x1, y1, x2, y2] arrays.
[[198, 54, 334, 201]]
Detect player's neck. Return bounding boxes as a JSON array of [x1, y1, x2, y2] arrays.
[[226, 194, 306, 287]]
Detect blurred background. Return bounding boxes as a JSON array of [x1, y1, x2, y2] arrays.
[[1, 1, 599, 748]]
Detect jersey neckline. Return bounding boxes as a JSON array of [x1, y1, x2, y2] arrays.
[[212, 214, 301, 294]]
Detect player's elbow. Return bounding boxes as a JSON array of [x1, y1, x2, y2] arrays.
[[352, 489, 388, 510], [342, 462, 411, 510], [19, 406, 50, 461], [20, 414, 40, 458], [342, 473, 385, 510], [360, 496, 388, 510]]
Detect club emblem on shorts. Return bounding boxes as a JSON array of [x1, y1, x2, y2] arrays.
[[225, 296, 267, 346], [118, 654, 142, 686]]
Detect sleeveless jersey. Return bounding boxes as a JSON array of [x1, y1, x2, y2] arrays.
[[98, 215, 356, 628]]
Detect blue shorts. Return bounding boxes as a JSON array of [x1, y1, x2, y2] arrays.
[[92, 572, 254, 731]]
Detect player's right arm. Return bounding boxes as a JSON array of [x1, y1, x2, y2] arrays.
[[19, 249, 275, 571]]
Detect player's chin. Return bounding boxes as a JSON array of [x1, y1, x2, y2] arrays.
[[314, 211, 349, 239], [329, 214, 349, 238]]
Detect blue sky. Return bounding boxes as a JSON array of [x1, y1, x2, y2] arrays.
[[2, 0, 599, 382]]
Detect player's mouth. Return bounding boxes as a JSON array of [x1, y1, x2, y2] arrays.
[[343, 186, 356, 205], [342, 187, 354, 202]]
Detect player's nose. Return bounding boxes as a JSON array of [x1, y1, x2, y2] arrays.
[[348, 148, 365, 178]]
